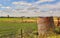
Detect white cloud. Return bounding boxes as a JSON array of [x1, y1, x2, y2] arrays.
[[0, 1, 60, 17], [39, 0, 55, 2], [10, 1, 60, 17], [0, 4, 11, 9], [12, 1, 32, 6], [1, 6, 11, 9], [35, 0, 55, 4], [39, 2, 60, 11]]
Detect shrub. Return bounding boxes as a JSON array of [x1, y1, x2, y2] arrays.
[[54, 26, 60, 34]]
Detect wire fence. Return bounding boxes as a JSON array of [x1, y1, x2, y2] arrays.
[[0, 29, 38, 38]]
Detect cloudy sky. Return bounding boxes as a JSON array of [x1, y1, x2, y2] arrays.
[[0, 0, 60, 17]]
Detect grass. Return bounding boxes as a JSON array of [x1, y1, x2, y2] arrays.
[[0, 17, 60, 38], [0, 17, 38, 38]]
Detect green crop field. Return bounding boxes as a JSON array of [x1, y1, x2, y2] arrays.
[[0, 17, 60, 38], [0, 17, 38, 38]]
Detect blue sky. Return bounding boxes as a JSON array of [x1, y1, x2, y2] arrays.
[[0, 0, 60, 6], [0, 0, 60, 17], [0, 0, 38, 6]]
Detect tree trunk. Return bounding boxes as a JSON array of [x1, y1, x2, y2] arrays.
[[37, 17, 55, 38]]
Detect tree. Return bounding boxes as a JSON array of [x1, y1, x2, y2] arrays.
[[7, 15, 9, 18], [37, 17, 55, 38]]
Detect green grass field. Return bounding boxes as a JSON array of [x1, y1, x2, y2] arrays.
[[0, 17, 60, 38], [0, 17, 38, 38]]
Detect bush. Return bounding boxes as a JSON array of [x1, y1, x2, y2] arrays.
[[54, 26, 60, 34]]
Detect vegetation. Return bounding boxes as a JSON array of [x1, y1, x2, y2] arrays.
[[0, 17, 60, 38], [0, 17, 38, 38]]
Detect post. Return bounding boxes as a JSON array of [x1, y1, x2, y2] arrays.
[[21, 29, 23, 38]]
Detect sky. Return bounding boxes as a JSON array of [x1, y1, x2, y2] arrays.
[[0, 0, 60, 17]]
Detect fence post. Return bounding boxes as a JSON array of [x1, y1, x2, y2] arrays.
[[21, 29, 23, 38]]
